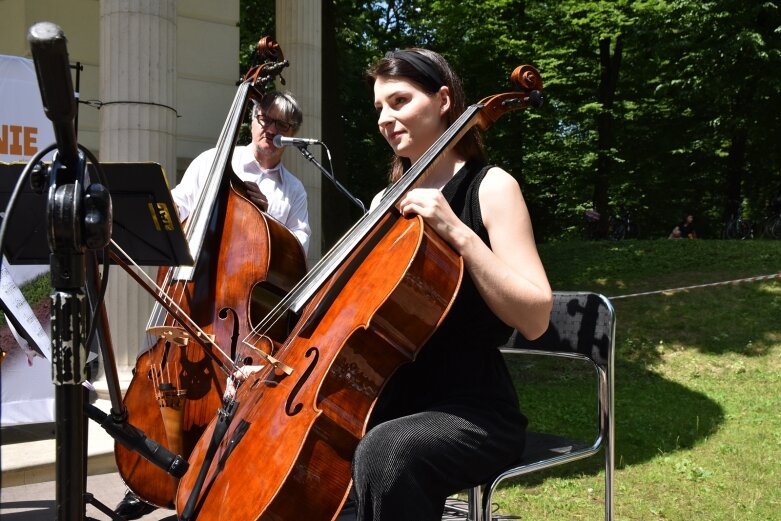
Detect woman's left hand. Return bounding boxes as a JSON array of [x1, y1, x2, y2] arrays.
[[398, 188, 466, 248]]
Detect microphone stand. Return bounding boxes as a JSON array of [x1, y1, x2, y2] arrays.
[[27, 22, 188, 521], [295, 144, 366, 214], [28, 22, 94, 521]]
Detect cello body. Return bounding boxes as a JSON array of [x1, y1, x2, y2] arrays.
[[174, 62, 543, 520], [175, 210, 462, 520], [115, 178, 307, 507]]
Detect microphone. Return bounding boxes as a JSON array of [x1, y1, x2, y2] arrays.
[[85, 403, 189, 478], [27, 21, 79, 171], [292, 141, 367, 214], [273, 135, 321, 148]]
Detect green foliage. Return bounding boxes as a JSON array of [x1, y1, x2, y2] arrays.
[[239, 1, 781, 241], [0, 273, 49, 328], [319, 0, 781, 241], [239, 1, 275, 76]]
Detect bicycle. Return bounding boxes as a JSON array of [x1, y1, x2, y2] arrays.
[[722, 213, 754, 240], [609, 208, 639, 241], [758, 197, 781, 239], [759, 213, 781, 239]]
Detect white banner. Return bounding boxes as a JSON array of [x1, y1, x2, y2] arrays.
[[1, 54, 56, 427], [0, 54, 55, 163]]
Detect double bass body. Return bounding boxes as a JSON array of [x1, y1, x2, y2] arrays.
[[114, 36, 306, 508], [115, 178, 307, 507]]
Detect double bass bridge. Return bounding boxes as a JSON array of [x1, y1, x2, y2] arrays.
[[147, 325, 215, 347]]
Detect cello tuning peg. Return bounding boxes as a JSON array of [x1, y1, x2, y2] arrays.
[[528, 90, 544, 108]]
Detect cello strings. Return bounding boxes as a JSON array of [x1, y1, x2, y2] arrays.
[[241, 103, 483, 350]]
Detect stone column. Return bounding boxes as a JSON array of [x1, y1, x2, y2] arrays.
[[98, 0, 177, 381], [275, 0, 322, 264]]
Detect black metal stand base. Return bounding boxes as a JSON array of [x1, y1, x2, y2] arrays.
[[84, 492, 125, 521]]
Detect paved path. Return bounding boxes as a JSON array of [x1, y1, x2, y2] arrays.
[[0, 471, 177, 521], [0, 470, 367, 520]]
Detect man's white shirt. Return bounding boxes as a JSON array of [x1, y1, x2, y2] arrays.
[[171, 144, 311, 254]]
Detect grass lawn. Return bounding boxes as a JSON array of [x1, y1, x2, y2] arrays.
[[494, 239, 781, 520]]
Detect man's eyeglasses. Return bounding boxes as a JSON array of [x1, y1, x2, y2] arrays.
[[255, 114, 293, 133]]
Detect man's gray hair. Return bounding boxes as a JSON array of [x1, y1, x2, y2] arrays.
[[251, 91, 303, 132]]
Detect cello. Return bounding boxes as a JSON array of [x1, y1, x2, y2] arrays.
[[176, 63, 544, 520], [114, 37, 307, 508]]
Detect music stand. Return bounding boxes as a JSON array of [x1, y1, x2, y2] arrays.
[[1, 160, 192, 520], [0, 161, 193, 267]]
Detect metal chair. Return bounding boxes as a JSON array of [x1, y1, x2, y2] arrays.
[[466, 291, 615, 521]]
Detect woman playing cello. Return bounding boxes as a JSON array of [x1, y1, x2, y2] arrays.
[[352, 48, 553, 520]]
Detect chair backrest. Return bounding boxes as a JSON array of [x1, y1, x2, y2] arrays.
[[504, 292, 615, 366]]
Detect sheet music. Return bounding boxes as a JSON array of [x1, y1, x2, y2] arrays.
[[1, 256, 50, 360]]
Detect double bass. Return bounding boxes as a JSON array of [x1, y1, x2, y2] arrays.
[[176, 63, 544, 520], [114, 37, 307, 508]]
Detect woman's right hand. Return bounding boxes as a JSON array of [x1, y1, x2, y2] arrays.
[[224, 364, 265, 399]]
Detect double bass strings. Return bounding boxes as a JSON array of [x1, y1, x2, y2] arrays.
[[145, 84, 251, 365], [109, 238, 238, 377], [179, 82, 251, 276]]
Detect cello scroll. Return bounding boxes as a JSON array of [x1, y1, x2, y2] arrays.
[[476, 64, 544, 130]]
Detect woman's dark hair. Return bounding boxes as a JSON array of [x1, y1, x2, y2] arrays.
[[366, 48, 485, 182]]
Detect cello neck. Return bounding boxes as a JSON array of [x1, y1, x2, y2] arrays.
[[284, 103, 485, 315]]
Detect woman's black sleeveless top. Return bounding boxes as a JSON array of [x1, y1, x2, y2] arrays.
[[371, 160, 526, 423]]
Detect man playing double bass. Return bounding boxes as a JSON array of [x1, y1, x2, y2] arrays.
[[114, 90, 311, 519], [172, 90, 311, 254]]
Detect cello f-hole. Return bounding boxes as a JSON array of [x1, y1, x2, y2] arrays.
[[286, 346, 319, 416]]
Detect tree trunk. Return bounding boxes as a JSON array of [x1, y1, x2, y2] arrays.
[[723, 126, 747, 221], [594, 34, 623, 238]]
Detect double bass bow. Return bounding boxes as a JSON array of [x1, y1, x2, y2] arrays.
[[176, 63, 544, 521], [113, 36, 307, 508]]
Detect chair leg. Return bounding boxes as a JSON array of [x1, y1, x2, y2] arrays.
[[605, 435, 615, 521], [467, 486, 484, 521]]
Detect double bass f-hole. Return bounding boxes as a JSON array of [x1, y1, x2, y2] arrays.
[[217, 306, 241, 360]]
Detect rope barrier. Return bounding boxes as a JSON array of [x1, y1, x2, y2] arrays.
[[610, 271, 781, 300]]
